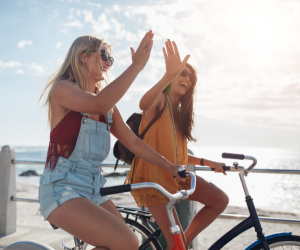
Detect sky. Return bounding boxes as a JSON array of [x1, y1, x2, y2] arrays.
[[0, 0, 299, 149]]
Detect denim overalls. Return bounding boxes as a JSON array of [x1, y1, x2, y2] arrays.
[[39, 112, 112, 220]]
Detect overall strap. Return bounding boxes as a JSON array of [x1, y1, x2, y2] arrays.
[[139, 93, 167, 139], [104, 111, 113, 130]]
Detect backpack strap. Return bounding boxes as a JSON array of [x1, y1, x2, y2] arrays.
[[139, 93, 167, 139]]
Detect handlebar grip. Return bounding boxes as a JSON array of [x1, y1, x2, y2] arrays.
[[222, 153, 245, 160], [211, 166, 231, 171], [178, 169, 189, 178], [100, 184, 131, 196]]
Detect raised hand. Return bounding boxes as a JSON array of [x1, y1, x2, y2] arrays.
[[130, 30, 154, 72], [163, 39, 190, 81]]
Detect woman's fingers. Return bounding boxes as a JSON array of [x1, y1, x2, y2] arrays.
[[166, 39, 174, 56], [221, 165, 227, 175], [172, 41, 179, 56], [182, 54, 190, 66], [147, 38, 154, 52], [130, 30, 154, 71], [130, 47, 135, 61], [136, 30, 152, 52], [162, 47, 167, 60], [138, 30, 151, 49]]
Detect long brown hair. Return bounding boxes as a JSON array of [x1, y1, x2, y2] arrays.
[[164, 63, 197, 142], [39, 35, 113, 124]]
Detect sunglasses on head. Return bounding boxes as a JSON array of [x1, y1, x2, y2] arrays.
[[89, 49, 114, 66], [180, 69, 195, 85]]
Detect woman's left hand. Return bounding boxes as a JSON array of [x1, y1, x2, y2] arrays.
[[210, 162, 227, 175], [163, 39, 190, 81]]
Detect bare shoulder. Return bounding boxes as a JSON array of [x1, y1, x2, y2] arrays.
[[52, 80, 77, 94], [145, 92, 166, 121]]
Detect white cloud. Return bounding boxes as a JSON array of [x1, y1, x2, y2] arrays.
[[60, 28, 69, 33], [0, 60, 22, 69], [55, 42, 62, 49], [15, 69, 24, 74], [64, 20, 83, 28], [87, 2, 101, 8], [49, 9, 59, 19], [68, 8, 74, 19], [17, 40, 32, 49], [31, 62, 43, 73]]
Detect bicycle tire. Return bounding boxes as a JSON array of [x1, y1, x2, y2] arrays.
[[248, 235, 300, 250], [125, 219, 163, 250], [3, 241, 54, 250]]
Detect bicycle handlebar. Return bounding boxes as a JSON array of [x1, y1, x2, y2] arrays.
[[222, 153, 257, 172], [211, 166, 231, 171], [222, 153, 245, 160], [100, 172, 196, 200]]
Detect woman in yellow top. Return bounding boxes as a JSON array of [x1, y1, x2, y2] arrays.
[[125, 40, 229, 250]]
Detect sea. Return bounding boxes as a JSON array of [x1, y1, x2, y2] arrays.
[[10, 146, 300, 214]]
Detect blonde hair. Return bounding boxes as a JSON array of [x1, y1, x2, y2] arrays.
[[40, 35, 113, 124]]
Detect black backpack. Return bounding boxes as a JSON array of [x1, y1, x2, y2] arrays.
[[113, 96, 167, 170]]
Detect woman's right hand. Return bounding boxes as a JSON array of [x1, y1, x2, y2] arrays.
[[168, 164, 187, 182], [163, 39, 190, 81], [130, 30, 154, 72]]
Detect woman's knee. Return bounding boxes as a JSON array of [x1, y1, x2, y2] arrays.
[[108, 232, 138, 250], [215, 191, 229, 212], [123, 229, 139, 250]]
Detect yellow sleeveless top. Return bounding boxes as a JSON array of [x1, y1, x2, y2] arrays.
[[124, 102, 191, 207]]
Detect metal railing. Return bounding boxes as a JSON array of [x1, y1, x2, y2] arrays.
[[11, 159, 300, 225]]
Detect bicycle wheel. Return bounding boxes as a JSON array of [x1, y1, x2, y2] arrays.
[[125, 219, 162, 250], [3, 241, 54, 250], [248, 235, 300, 250]]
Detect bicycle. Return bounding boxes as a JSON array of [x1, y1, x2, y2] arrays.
[[4, 153, 300, 250], [100, 153, 300, 250]]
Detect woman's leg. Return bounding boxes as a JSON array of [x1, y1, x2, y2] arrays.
[[100, 199, 126, 223], [184, 175, 229, 247], [148, 203, 185, 250], [48, 197, 139, 250]]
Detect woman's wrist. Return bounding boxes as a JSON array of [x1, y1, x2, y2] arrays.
[[129, 62, 144, 74], [163, 71, 177, 83], [199, 158, 213, 168]]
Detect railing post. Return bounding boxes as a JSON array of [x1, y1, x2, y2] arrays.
[[0, 145, 16, 236]]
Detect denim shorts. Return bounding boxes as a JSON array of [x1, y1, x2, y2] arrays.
[[39, 157, 109, 220]]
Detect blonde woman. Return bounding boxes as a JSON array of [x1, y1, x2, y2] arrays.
[[125, 40, 229, 250], [39, 31, 186, 250]]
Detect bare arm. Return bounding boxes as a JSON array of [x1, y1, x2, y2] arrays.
[[110, 107, 186, 181], [52, 31, 154, 115], [188, 154, 227, 175], [139, 40, 190, 112]]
